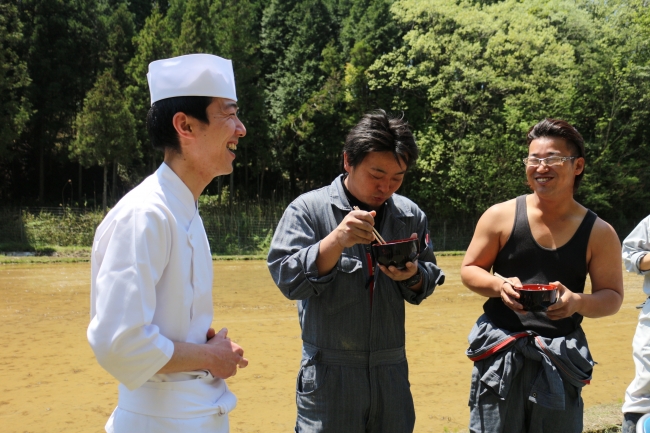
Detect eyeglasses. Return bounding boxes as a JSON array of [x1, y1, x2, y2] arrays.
[[522, 156, 577, 167]]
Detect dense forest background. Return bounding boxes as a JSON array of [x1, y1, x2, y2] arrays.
[[2, 0, 650, 234]]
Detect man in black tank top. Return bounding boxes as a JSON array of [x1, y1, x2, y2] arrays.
[[460, 119, 624, 433]]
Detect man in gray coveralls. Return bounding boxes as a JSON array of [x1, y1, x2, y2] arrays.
[[267, 110, 445, 433]]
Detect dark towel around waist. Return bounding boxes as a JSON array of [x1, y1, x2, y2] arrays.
[[303, 343, 406, 368]]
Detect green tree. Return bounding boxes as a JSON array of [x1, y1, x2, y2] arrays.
[[300, 0, 402, 190], [100, 1, 136, 86], [363, 0, 650, 231], [208, 0, 266, 201], [125, 0, 153, 30], [174, 0, 213, 55], [0, 3, 31, 157], [70, 71, 140, 212], [570, 0, 650, 227], [258, 0, 405, 198], [261, 0, 340, 196], [18, 0, 104, 202], [125, 5, 174, 174], [367, 0, 585, 218], [330, 0, 402, 128], [6, 0, 648, 233]]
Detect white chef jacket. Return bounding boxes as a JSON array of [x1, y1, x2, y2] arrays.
[[622, 214, 650, 295], [622, 215, 650, 414], [87, 163, 235, 432]]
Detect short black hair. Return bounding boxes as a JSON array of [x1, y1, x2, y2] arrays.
[[527, 118, 585, 191], [342, 109, 419, 171], [146, 96, 212, 152]]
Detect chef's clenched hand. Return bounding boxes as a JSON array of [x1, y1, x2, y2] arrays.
[[205, 327, 248, 379]]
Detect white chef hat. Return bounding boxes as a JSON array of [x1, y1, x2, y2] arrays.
[[147, 54, 237, 105]]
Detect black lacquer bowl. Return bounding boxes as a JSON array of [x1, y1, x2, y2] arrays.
[[517, 284, 558, 312], [371, 238, 419, 270]]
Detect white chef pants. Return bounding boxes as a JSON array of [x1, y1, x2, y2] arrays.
[[623, 300, 650, 414], [106, 407, 230, 433]]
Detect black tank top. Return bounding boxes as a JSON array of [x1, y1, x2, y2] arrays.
[[483, 195, 597, 338]]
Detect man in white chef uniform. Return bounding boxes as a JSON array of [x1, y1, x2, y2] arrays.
[[87, 53, 248, 433]]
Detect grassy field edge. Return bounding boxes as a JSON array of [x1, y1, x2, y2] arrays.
[[0, 244, 466, 264]]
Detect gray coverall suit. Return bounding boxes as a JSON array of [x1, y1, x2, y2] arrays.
[[267, 174, 445, 433]]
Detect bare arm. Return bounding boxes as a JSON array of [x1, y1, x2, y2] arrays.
[[316, 209, 376, 275], [461, 201, 524, 308], [546, 219, 624, 319], [157, 328, 248, 379]]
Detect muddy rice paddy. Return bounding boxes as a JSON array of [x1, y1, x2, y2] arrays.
[[0, 256, 644, 432]]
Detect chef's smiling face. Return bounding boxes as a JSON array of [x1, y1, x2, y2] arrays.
[[192, 97, 247, 178], [343, 151, 407, 210]]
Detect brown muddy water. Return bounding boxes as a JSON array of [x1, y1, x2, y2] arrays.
[[0, 257, 644, 432]]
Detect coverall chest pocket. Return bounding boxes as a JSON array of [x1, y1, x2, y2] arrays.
[[325, 254, 364, 316]]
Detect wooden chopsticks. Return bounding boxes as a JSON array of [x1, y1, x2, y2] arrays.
[[353, 206, 386, 244], [494, 273, 512, 285]]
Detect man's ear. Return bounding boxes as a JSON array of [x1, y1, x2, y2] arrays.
[[343, 152, 351, 173], [574, 157, 585, 176], [172, 112, 194, 140]]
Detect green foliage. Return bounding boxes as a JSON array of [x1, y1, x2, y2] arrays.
[[368, 0, 576, 216], [100, 1, 136, 85], [174, 0, 213, 55], [207, 0, 268, 197], [70, 71, 139, 168], [70, 70, 140, 209], [125, 0, 153, 30], [198, 195, 288, 254], [256, 0, 408, 196], [17, 0, 106, 201], [367, 0, 650, 223], [125, 5, 174, 173], [3, 0, 650, 236], [2, 200, 287, 254], [261, 0, 342, 194], [252, 229, 275, 253], [22, 209, 105, 247], [570, 0, 650, 223], [0, 3, 31, 157]]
